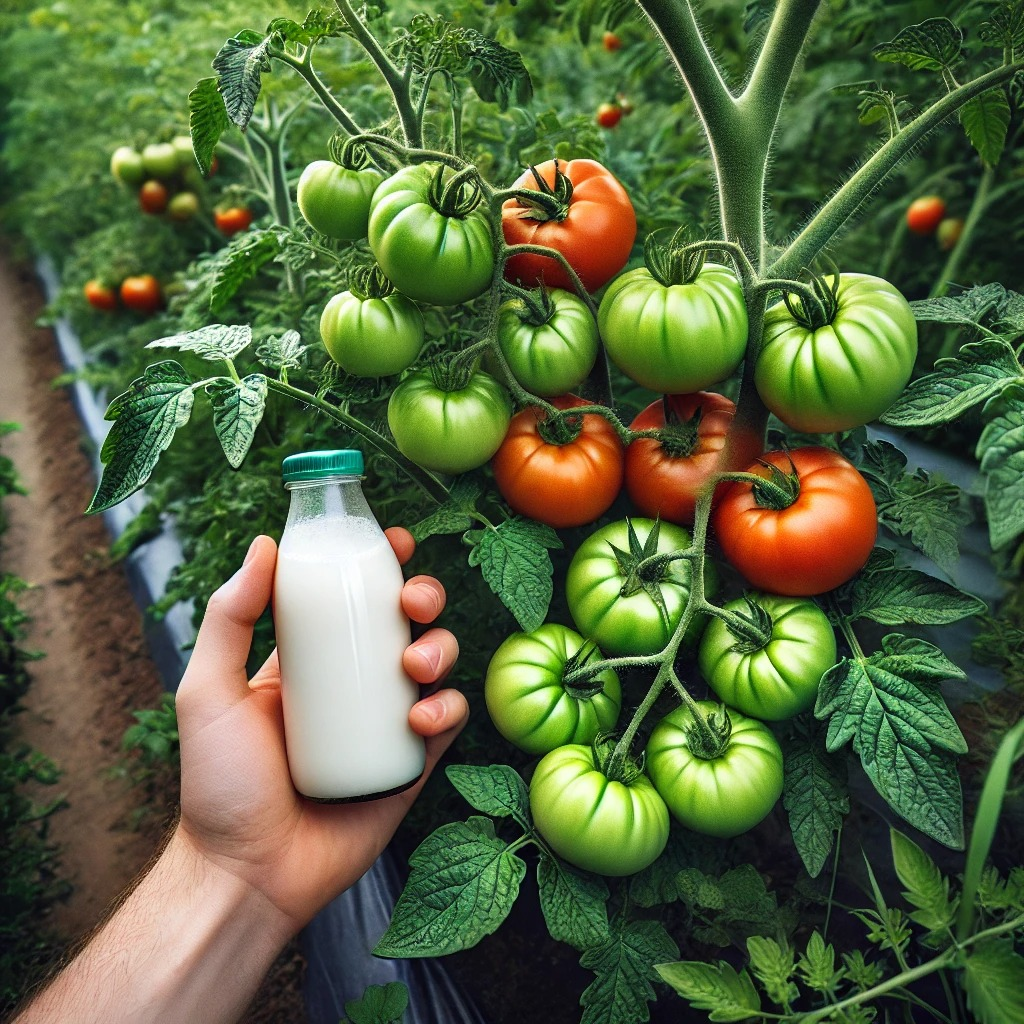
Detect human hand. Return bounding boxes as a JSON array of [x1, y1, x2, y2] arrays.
[[172, 529, 467, 934]]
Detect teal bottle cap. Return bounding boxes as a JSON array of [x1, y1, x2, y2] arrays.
[[282, 449, 364, 482]]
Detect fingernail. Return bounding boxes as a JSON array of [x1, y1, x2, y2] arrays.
[[242, 536, 261, 567], [416, 643, 442, 675], [416, 697, 444, 724]]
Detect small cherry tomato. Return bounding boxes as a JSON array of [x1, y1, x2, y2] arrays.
[[906, 195, 946, 235], [119, 275, 162, 316], [167, 191, 200, 222], [937, 217, 964, 251], [139, 180, 169, 215], [602, 31, 622, 51], [596, 102, 623, 129], [215, 206, 254, 236], [83, 280, 118, 312]]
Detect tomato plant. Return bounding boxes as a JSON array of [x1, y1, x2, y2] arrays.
[[118, 274, 162, 316], [138, 180, 169, 215], [596, 102, 623, 128], [906, 194, 946, 235], [646, 701, 784, 837], [491, 395, 624, 528], [109, 145, 145, 186], [698, 593, 837, 720], [714, 447, 877, 596], [484, 624, 620, 755], [83, 279, 118, 312], [297, 155, 383, 241], [501, 159, 636, 293], [214, 206, 253, 236], [529, 742, 669, 876]]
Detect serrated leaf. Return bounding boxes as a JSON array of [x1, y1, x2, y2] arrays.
[[849, 557, 986, 626], [148, 324, 252, 362], [188, 78, 231, 176], [342, 982, 409, 1024], [87, 362, 196, 514], [873, 18, 964, 72], [977, 383, 1024, 549], [746, 937, 798, 1008], [796, 932, 842, 995], [911, 284, 1015, 327], [211, 230, 284, 312], [964, 940, 1024, 1024], [373, 818, 526, 957], [782, 726, 850, 878], [410, 478, 482, 543], [466, 517, 561, 631], [890, 828, 958, 934], [212, 31, 273, 130], [465, 31, 533, 110], [961, 88, 1011, 167], [980, 4, 1024, 49], [206, 374, 267, 469], [880, 339, 1022, 428], [815, 638, 965, 847], [630, 826, 712, 908], [655, 961, 761, 1022], [256, 330, 306, 373], [537, 855, 610, 951], [445, 763, 530, 824], [580, 919, 679, 1024]]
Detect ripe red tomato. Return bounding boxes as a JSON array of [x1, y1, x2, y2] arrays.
[[501, 159, 636, 293], [596, 103, 623, 129], [602, 30, 622, 51], [138, 180, 169, 215], [214, 206, 254, 236], [714, 447, 877, 596], [906, 195, 946, 235], [83, 280, 118, 312], [491, 394, 625, 528], [626, 392, 762, 525], [119, 275, 162, 316]]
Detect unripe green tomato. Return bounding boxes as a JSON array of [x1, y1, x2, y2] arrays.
[[110, 146, 145, 186], [297, 160, 384, 241], [171, 134, 196, 170], [141, 142, 180, 180], [319, 290, 424, 377], [167, 191, 201, 222]]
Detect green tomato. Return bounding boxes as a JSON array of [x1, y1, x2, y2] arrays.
[[171, 134, 196, 170], [141, 142, 180, 180], [368, 163, 494, 306], [297, 160, 384, 241], [387, 368, 512, 474], [754, 273, 918, 433], [529, 743, 669, 876], [646, 701, 784, 837], [565, 518, 717, 657], [167, 191, 200, 222], [320, 290, 424, 378], [485, 624, 621, 755], [497, 289, 599, 398], [698, 594, 836, 721], [598, 263, 747, 393], [110, 146, 145, 186]]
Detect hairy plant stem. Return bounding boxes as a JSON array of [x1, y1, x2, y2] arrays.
[[275, 48, 362, 135]]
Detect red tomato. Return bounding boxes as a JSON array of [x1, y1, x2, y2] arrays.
[[906, 195, 946, 235], [490, 394, 625, 528], [119, 275, 162, 316], [83, 280, 118, 312], [714, 447, 877, 596], [138, 180, 169, 215], [501, 159, 637, 293], [215, 206, 254, 236], [596, 103, 623, 129], [626, 392, 762, 525], [602, 30, 622, 51]]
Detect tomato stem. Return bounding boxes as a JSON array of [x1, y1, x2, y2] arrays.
[[704, 600, 774, 652]]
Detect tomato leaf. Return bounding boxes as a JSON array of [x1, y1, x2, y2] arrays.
[[187, 78, 230, 177], [466, 517, 561, 631], [815, 635, 966, 848], [980, 5, 1024, 49], [677, 865, 788, 947], [411, 478, 481, 543], [909, 284, 1020, 328], [87, 362, 197, 515], [445, 763, 530, 826], [963, 940, 1024, 1024], [205, 374, 267, 469], [537, 855, 610, 951], [266, 13, 345, 47], [746, 937, 798, 1009], [654, 960, 761, 1022], [960, 87, 1012, 168], [580, 918, 679, 1024], [256, 330, 307, 376], [782, 723, 850, 879], [340, 982, 408, 1024], [148, 324, 253, 362], [629, 825, 717, 908], [890, 828, 958, 938], [796, 932, 843, 996], [872, 18, 964, 73], [372, 817, 526, 957], [212, 31, 273, 131], [976, 382, 1024, 550], [210, 230, 284, 313]]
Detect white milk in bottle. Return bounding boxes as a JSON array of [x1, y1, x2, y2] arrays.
[[273, 449, 425, 801]]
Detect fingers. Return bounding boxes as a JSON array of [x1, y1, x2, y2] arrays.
[[385, 526, 415, 566], [409, 688, 469, 738], [402, 574, 446, 624], [403, 627, 459, 684]]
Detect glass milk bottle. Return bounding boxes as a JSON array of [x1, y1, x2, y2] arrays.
[[273, 449, 425, 801]]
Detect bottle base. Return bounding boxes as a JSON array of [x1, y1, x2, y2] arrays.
[[299, 772, 422, 805]]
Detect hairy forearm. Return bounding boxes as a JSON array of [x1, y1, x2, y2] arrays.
[[15, 828, 294, 1024]]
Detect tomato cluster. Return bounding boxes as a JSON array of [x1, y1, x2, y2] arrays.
[[83, 274, 163, 316], [111, 137, 210, 226]]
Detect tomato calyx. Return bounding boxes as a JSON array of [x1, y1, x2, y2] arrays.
[[503, 283, 556, 327], [643, 231, 706, 287], [349, 264, 395, 301], [610, 519, 687, 623], [720, 458, 800, 511], [652, 399, 702, 457], [327, 133, 372, 171], [536, 407, 585, 446], [683, 703, 733, 761], [507, 161, 574, 223], [592, 734, 645, 786], [707, 593, 774, 653], [781, 271, 840, 331], [428, 164, 484, 218], [561, 642, 612, 700], [427, 356, 477, 393]]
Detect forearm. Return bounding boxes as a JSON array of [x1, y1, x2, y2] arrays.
[[15, 827, 295, 1024]]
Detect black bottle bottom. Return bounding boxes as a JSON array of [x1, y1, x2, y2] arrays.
[[300, 772, 422, 804]]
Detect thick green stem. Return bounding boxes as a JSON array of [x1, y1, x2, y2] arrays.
[[275, 49, 362, 135], [930, 165, 995, 299]]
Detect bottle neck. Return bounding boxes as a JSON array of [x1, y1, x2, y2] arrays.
[[283, 475, 374, 526]]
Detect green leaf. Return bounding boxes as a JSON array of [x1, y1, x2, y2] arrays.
[[782, 724, 850, 878], [910, 284, 1017, 328], [188, 78, 231, 176], [87, 362, 196, 515], [411, 478, 482, 543], [206, 374, 267, 469], [148, 324, 252, 362], [629, 825, 713, 908], [796, 932, 842, 996], [465, 32, 534, 110], [373, 817, 526, 957], [256, 330, 307, 373], [444, 763, 530, 825], [964, 940, 1024, 1024], [677, 865, 785, 947], [466, 517, 561, 631], [655, 961, 761, 1022], [872, 18, 964, 72], [976, 382, 1024, 549], [210, 230, 284, 313], [815, 635, 966, 848], [860, 441, 971, 570], [580, 919, 679, 1024], [980, 4, 1024, 49], [341, 982, 409, 1024], [265, 14, 343, 46], [890, 828, 958, 935], [537, 855, 610, 951], [880, 339, 1022, 428], [212, 31, 274, 131], [977, 865, 1024, 913], [961, 87, 1012, 167], [746, 936, 798, 1008]]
